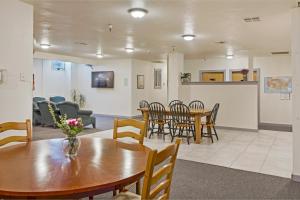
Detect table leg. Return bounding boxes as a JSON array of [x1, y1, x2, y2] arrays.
[[195, 115, 201, 144], [142, 111, 149, 137]]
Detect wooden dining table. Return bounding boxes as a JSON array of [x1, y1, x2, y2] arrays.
[[0, 137, 150, 199], [138, 107, 211, 144]]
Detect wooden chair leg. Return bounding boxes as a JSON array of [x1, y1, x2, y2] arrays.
[[213, 125, 219, 140], [136, 180, 141, 195], [89, 196, 94, 200]]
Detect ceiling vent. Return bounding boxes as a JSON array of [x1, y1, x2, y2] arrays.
[[216, 41, 226, 44], [244, 17, 261, 22], [271, 51, 289, 55]]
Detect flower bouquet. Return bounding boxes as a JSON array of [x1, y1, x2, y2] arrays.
[[48, 104, 83, 157]]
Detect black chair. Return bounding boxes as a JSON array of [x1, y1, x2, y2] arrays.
[[168, 100, 183, 107], [201, 103, 220, 143], [189, 100, 204, 110], [148, 102, 172, 140], [170, 103, 195, 144]]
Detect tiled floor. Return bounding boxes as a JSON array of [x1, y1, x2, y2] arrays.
[[87, 128, 292, 178]]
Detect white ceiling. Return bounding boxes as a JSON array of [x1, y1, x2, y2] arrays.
[[25, 0, 298, 61]]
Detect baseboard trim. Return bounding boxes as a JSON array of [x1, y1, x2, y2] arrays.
[[216, 126, 258, 132], [292, 174, 300, 182], [259, 123, 292, 132]]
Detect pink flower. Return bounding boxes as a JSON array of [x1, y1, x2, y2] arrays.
[[66, 119, 78, 126]]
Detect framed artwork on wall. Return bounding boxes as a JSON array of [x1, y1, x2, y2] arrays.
[[154, 68, 162, 89], [137, 75, 144, 89], [52, 60, 65, 71], [264, 76, 292, 94]]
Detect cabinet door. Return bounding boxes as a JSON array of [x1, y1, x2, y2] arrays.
[[202, 72, 224, 82]]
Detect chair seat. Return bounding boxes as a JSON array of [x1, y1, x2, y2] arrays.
[[114, 191, 141, 200]]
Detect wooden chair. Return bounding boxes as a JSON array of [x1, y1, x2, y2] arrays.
[[189, 100, 204, 110], [201, 103, 220, 143], [113, 118, 146, 195], [115, 138, 181, 200], [170, 103, 195, 144], [139, 100, 151, 131], [168, 100, 183, 107], [148, 102, 172, 141], [0, 119, 32, 147]]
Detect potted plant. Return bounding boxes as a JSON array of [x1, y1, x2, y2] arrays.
[[49, 104, 83, 157], [180, 73, 191, 83], [71, 89, 86, 108]]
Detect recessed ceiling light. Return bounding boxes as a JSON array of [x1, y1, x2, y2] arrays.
[[128, 8, 148, 18], [125, 47, 134, 53], [182, 34, 196, 41], [96, 53, 103, 58], [226, 55, 234, 59], [40, 43, 51, 49]]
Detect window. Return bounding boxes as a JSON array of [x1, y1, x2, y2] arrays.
[[154, 68, 162, 89]]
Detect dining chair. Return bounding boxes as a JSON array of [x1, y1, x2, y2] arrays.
[[115, 138, 181, 200], [189, 100, 204, 110], [113, 118, 147, 195], [148, 102, 172, 141], [168, 100, 183, 107], [170, 103, 195, 144], [201, 103, 220, 143], [0, 119, 32, 147], [139, 100, 151, 131], [113, 118, 146, 145]]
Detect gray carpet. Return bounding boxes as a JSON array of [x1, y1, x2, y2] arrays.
[[91, 159, 300, 200]]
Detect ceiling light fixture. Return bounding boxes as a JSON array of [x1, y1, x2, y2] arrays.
[[125, 47, 134, 53], [226, 55, 234, 59], [40, 43, 51, 49], [128, 8, 148, 18], [96, 53, 103, 58], [182, 34, 196, 41]]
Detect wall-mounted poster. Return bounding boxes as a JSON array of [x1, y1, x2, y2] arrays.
[[154, 68, 162, 89], [52, 60, 65, 71], [137, 75, 144, 89], [264, 76, 292, 93]]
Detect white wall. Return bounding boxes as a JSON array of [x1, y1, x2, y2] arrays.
[[168, 52, 184, 102], [179, 84, 258, 130], [0, 0, 33, 123], [254, 55, 292, 124], [33, 59, 72, 100], [131, 60, 168, 116], [72, 59, 133, 116], [184, 56, 292, 125]]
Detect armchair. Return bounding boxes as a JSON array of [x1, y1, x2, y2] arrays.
[[37, 101, 59, 128], [32, 97, 46, 125], [56, 101, 96, 128], [50, 96, 65, 104]]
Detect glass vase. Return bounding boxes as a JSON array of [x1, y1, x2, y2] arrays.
[[62, 136, 80, 158]]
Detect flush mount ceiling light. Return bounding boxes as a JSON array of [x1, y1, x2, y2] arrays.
[[128, 8, 148, 18], [226, 55, 234, 59], [182, 34, 196, 41], [125, 47, 134, 53], [40, 43, 51, 49], [96, 53, 103, 58]]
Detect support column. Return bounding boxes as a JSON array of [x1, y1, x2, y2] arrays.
[[248, 55, 254, 81], [292, 7, 300, 181], [167, 52, 184, 102]]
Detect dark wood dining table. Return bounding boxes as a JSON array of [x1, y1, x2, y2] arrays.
[[138, 107, 211, 144], [0, 137, 150, 199]]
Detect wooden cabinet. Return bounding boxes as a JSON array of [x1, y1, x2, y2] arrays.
[[201, 72, 225, 82]]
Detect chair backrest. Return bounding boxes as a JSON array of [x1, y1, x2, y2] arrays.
[[50, 96, 66, 103], [139, 100, 150, 109], [37, 101, 57, 126], [33, 97, 46, 109], [168, 100, 183, 107], [56, 101, 79, 119], [209, 103, 220, 124], [113, 118, 146, 145], [0, 119, 32, 146], [170, 103, 192, 125], [141, 138, 181, 200], [189, 100, 204, 110], [149, 102, 167, 122]]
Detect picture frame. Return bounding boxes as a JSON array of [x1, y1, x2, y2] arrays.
[[137, 75, 144, 89], [52, 60, 65, 71], [154, 68, 162, 89]]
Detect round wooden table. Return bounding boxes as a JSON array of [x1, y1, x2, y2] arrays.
[[0, 137, 150, 199]]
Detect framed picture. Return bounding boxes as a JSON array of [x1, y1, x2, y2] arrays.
[[154, 69, 162, 89], [137, 75, 144, 89], [264, 76, 292, 94], [52, 60, 65, 71]]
